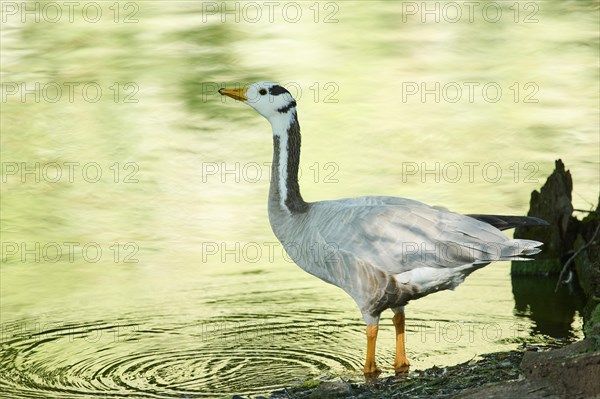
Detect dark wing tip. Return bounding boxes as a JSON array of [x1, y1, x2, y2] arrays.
[[467, 214, 550, 231]]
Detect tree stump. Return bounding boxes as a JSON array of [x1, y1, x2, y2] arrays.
[[512, 159, 599, 341], [512, 159, 580, 275]]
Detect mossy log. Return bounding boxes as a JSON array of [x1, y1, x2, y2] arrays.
[[574, 201, 600, 339], [512, 159, 581, 275]]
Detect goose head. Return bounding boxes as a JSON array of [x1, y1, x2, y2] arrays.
[[219, 82, 297, 122]]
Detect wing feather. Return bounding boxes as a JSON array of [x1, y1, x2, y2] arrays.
[[311, 196, 542, 275]]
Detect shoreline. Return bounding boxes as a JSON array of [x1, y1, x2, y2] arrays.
[[254, 338, 599, 399]]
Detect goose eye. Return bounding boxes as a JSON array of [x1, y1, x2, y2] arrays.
[[259, 89, 267, 95]]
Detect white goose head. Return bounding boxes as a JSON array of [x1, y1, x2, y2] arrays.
[[219, 81, 307, 214], [219, 81, 297, 124]]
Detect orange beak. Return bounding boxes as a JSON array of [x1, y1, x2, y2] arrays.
[[218, 87, 248, 101]]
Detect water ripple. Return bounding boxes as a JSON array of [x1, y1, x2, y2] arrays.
[[0, 318, 362, 398]]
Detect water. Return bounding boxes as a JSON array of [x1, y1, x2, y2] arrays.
[[1, 1, 598, 398]]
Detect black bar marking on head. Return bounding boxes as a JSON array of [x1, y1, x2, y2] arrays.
[[277, 100, 297, 114], [269, 85, 290, 96]]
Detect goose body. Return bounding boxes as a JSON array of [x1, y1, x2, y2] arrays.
[[219, 82, 546, 375], [269, 195, 541, 322]]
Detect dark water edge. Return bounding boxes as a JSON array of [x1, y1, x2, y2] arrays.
[[251, 339, 600, 399], [255, 349, 526, 399]]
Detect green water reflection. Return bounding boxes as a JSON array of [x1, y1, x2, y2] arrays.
[[512, 275, 586, 340], [1, 1, 598, 397]]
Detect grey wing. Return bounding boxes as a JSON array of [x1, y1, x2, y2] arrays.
[[312, 196, 542, 275]]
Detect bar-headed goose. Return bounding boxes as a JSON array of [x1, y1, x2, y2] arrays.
[[218, 82, 546, 375]]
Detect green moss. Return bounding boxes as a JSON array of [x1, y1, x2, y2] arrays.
[[584, 303, 600, 341], [299, 379, 322, 389]]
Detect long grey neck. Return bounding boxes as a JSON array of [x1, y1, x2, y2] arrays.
[[268, 110, 309, 216]]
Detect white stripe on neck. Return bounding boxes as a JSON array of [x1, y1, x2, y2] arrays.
[[269, 112, 295, 214]]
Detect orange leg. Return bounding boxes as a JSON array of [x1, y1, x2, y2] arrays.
[[363, 325, 381, 375], [393, 312, 410, 373]]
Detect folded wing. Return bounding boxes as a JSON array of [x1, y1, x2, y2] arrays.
[[313, 196, 543, 275]]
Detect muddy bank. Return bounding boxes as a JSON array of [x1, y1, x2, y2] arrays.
[[247, 339, 598, 399], [261, 350, 525, 399], [459, 339, 600, 399]]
